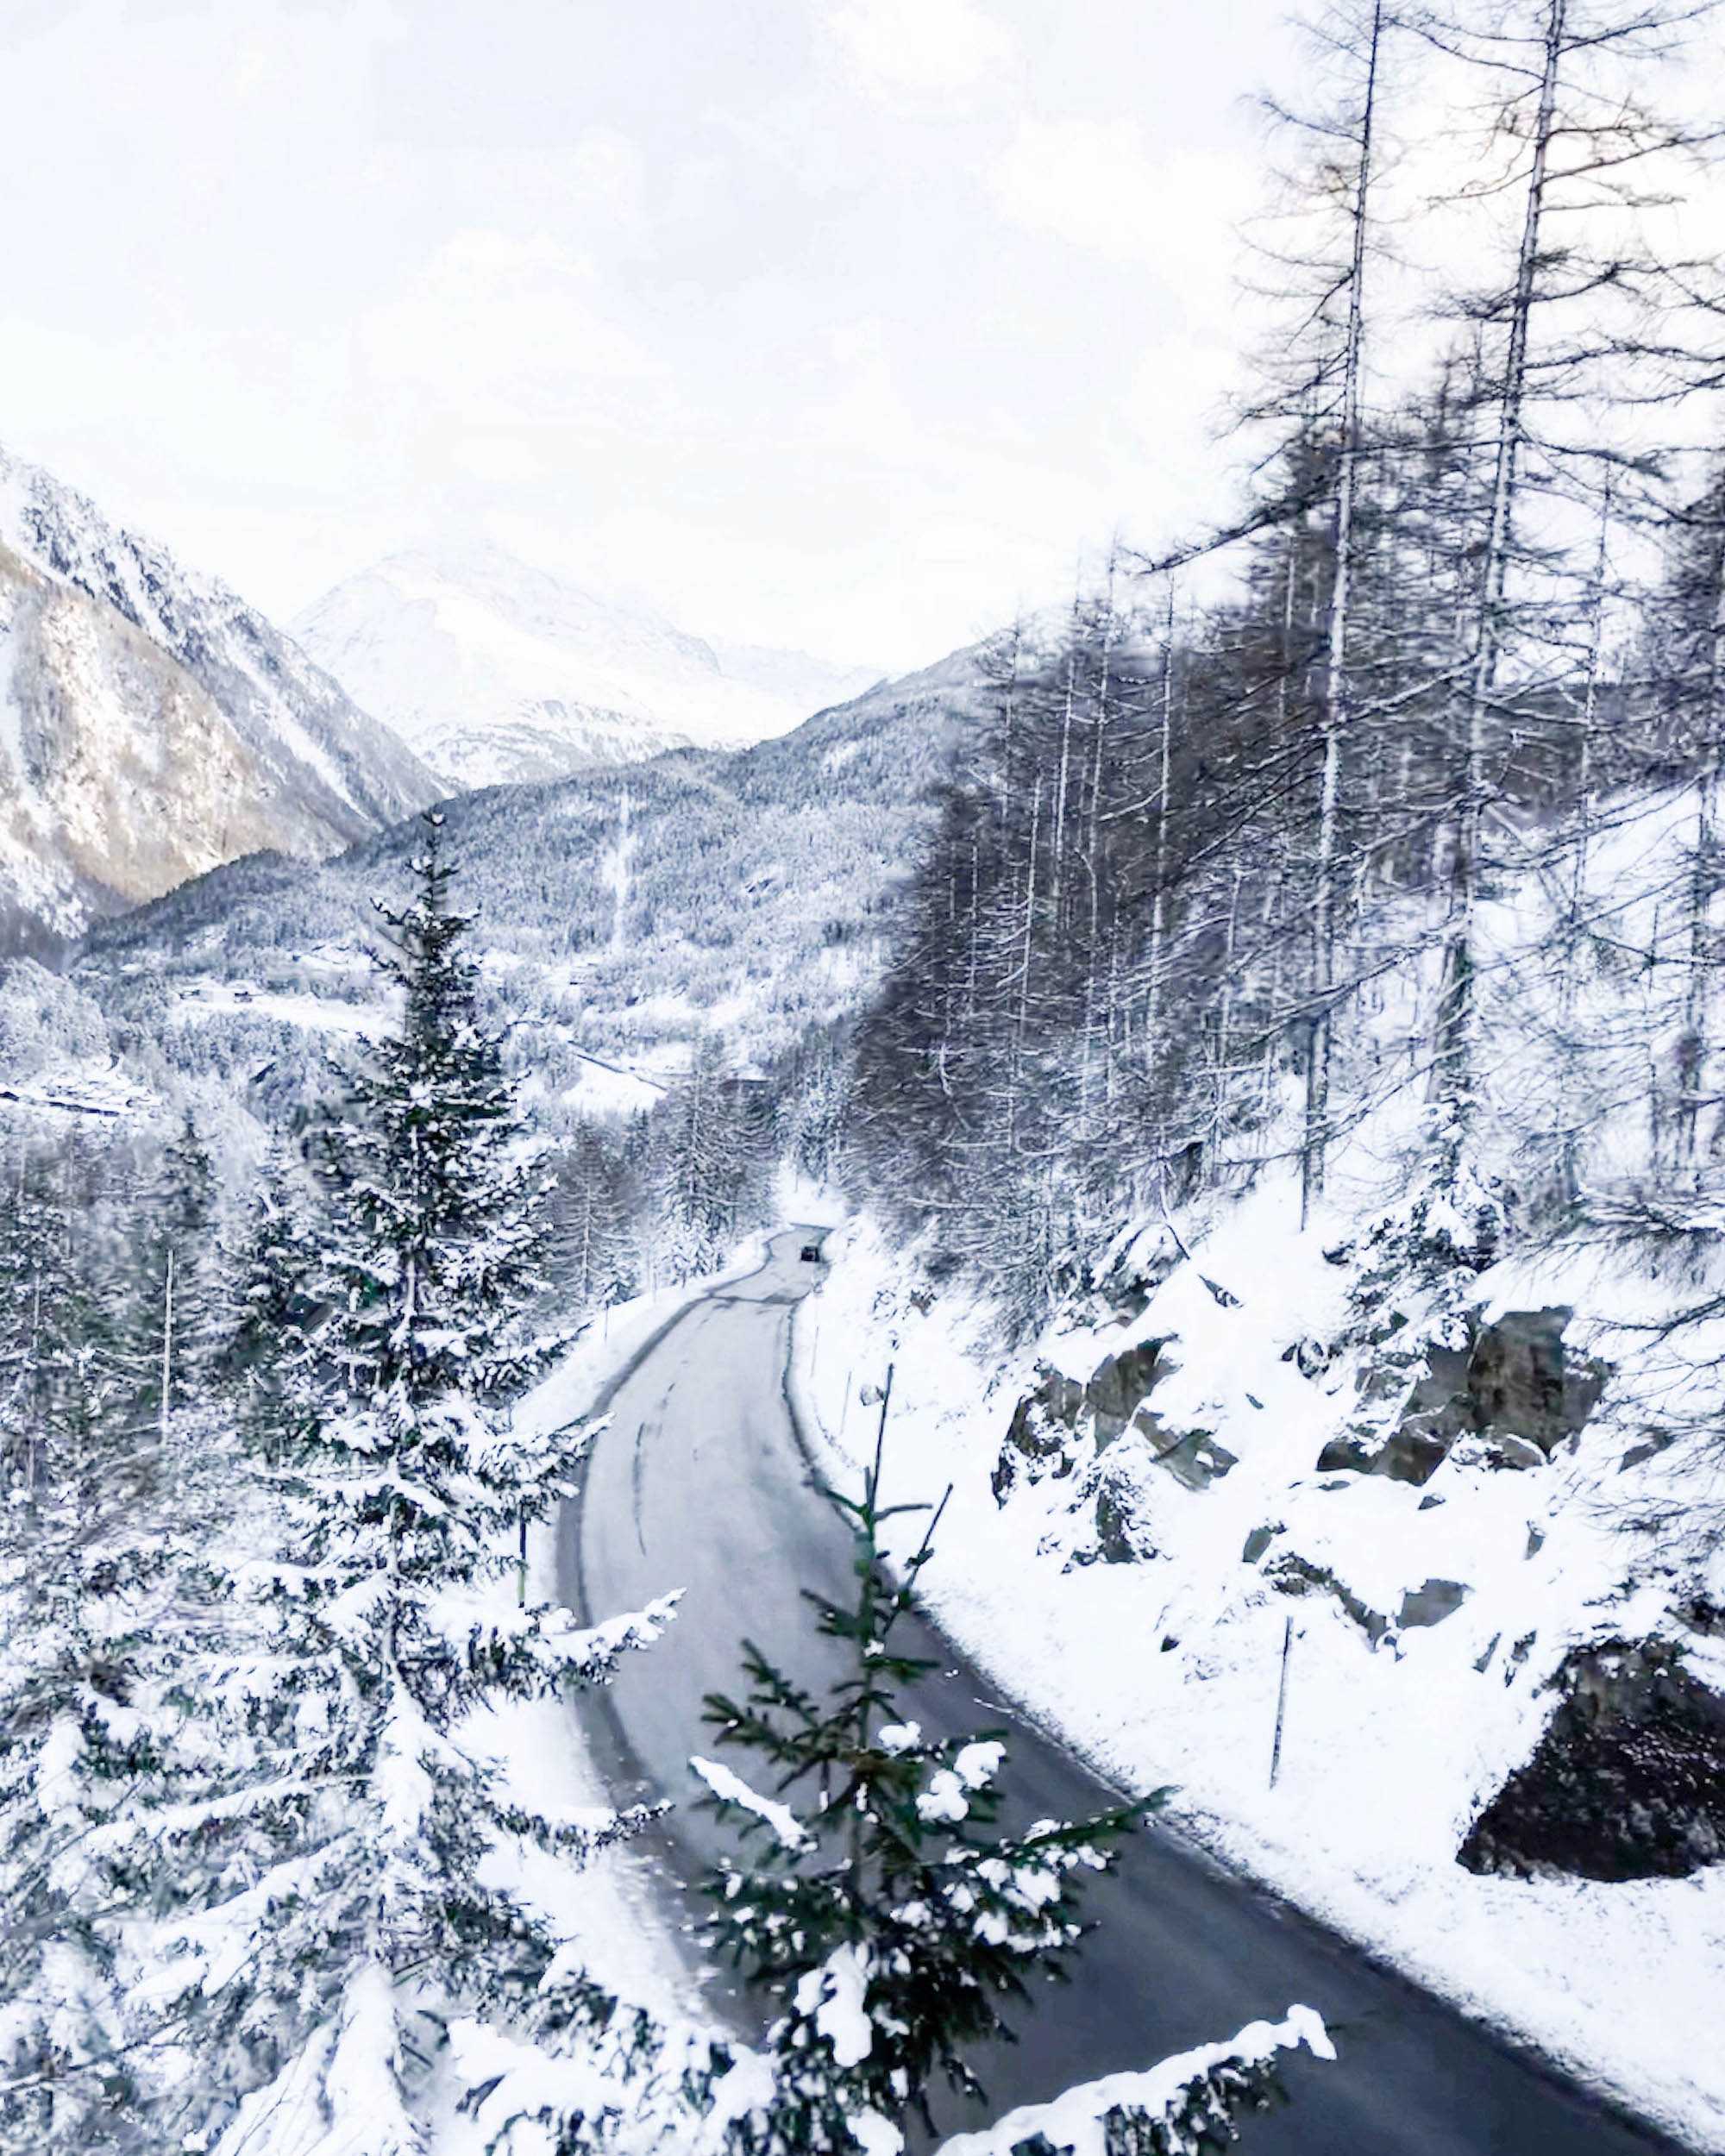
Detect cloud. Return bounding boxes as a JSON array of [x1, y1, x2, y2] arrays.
[[991, 116, 1251, 280], [357, 231, 662, 427], [448, 128, 652, 250], [824, 0, 1019, 108]]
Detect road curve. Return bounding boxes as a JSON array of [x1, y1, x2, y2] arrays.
[[558, 1228, 1690, 2155]]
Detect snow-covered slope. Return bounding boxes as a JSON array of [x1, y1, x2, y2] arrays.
[[74, 637, 988, 1105], [291, 546, 879, 792], [0, 446, 440, 952]]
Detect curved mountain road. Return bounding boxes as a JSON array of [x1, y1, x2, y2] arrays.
[[558, 1229, 1689, 2155]]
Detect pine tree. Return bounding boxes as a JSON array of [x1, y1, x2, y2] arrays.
[[693, 1386, 1152, 2153], [126, 1110, 221, 1438], [650, 1036, 760, 1282], [220, 1137, 316, 1464], [132, 818, 673, 2155], [546, 1126, 637, 1320], [0, 1165, 168, 2156]]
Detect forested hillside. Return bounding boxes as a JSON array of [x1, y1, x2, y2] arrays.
[[7, 0, 1725, 2148], [72, 636, 980, 1094], [801, 4, 1725, 2138]]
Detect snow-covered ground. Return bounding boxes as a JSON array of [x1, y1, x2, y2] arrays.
[[789, 1198, 1725, 2152], [171, 981, 390, 1037], [0, 1054, 157, 1125]]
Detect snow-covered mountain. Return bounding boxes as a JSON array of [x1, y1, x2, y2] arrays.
[[73, 636, 988, 1101], [291, 546, 881, 792], [0, 446, 440, 954]]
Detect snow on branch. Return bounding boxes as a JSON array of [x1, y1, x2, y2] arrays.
[[690, 1753, 813, 1851], [932, 2006, 1334, 2156]]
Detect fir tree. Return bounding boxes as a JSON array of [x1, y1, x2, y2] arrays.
[[0, 1167, 168, 2156], [135, 818, 672, 2156], [693, 1383, 1153, 2153], [220, 1137, 316, 1464], [127, 1111, 221, 1438]]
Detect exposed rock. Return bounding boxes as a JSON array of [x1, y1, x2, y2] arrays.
[[993, 1365, 1087, 1498], [1093, 1473, 1157, 1564], [1281, 1335, 1332, 1378], [1471, 1311, 1609, 1443], [1460, 1640, 1725, 1881], [1132, 1408, 1237, 1491], [1242, 1523, 1283, 1565], [1397, 1577, 1471, 1629], [1263, 1552, 1390, 1645], [1319, 1426, 1447, 1484], [994, 1340, 1170, 1501], [1331, 1308, 1609, 1486], [1088, 1342, 1168, 1442]]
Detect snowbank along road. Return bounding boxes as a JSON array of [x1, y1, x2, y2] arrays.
[[558, 1229, 1691, 2155]]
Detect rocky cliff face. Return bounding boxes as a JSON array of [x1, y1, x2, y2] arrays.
[[0, 446, 439, 951]]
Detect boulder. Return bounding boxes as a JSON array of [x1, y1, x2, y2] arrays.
[[1333, 1308, 1609, 1486], [1397, 1577, 1471, 1629], [1459, 1640, 1725, 1880], [994, 1339, 1170, 1501]]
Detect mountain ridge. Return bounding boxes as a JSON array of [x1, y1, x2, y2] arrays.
[[0, 444, 440, 955], [290, 544, 881, 793]]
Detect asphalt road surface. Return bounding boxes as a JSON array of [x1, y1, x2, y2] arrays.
[[558, 1228, 1690, 2155]]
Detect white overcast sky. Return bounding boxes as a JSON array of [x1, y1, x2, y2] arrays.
[[3, 0, 1310, 673]]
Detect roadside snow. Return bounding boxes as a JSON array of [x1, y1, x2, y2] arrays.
[[789, 1208, 1725, 2153]]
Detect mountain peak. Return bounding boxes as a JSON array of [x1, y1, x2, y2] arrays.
[[292, 547, 877, 793], [0, 442, 439, 954]]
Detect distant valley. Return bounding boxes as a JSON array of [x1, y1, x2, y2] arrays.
[[291, 545, 881, 792]]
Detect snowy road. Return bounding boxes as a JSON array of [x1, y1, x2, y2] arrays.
[[558, 1230, 1688, 2154]]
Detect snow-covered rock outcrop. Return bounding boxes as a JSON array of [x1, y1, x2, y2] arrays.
[[0, 445, 439, 951]]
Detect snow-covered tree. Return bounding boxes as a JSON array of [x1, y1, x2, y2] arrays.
[[0, 1162, 171, 2156], [133, 819, 673, 2155], [648, 1037, 771, 1282], [693, 1397, 1151, 2153], [219, 1136, 317, 1464], [546, 1125, 637, 1320], [125, 1110, 221, 1437]]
